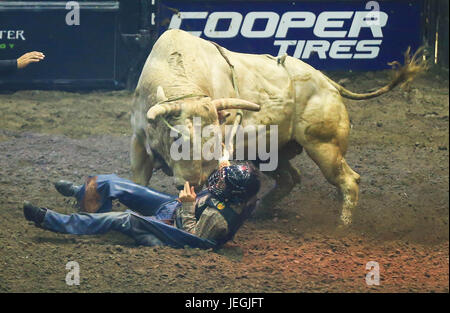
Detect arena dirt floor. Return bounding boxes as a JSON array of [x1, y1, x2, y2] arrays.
[[0, 68, 448, 293]]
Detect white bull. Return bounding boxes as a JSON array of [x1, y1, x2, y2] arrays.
[[131, 29, 426, 225]]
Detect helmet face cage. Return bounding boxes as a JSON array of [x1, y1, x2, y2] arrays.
[[207, 166, 228, 201], [207, 163, 260, 204]]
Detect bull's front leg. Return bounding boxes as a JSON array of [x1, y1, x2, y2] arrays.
[[256, 142, 303, 213], [130, 133, 154, 186], [257, 160, 301, 210]]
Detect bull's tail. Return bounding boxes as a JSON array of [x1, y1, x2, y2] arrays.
[[325, 46, 428, 100]]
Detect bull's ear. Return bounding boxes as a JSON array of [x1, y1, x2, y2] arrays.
[[212, 98, 260, 112], [218, 110, 232, 124], [156, 86, 168, 102]]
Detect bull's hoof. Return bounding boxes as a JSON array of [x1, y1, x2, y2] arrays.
[[339, 210, 353, 228], [336, 222, 349, 230], [336, 212, 353, 234]]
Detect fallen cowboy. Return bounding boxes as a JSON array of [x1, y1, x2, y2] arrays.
[[22, 157, 261, 249]]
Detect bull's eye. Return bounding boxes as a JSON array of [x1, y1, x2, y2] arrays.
[[175, 131, 191, 142], [172, 134, 182, 142]]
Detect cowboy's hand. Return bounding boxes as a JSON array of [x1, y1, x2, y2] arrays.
[[178, 182, 196, 202], [17, 51, 45, 69]]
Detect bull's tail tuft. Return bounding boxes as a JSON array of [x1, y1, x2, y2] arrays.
[[387, 46, 429, 89], [326, 46, 429, 100]]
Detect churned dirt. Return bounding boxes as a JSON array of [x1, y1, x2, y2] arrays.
[[0, 68, 448, 293]]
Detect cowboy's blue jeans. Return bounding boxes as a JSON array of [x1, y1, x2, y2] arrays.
[[74, 174, 176, 215], [42, 174, 180, 246]]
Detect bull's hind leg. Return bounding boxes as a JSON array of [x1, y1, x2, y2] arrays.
[[296, 93, 360, 225], [130, 133, 153, 186], [303, 141, 360, 225]]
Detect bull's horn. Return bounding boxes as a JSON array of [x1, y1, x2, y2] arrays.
[[156, 86, 167, 102], [212, 98, 260, 112], [147, 103, 181, 121]]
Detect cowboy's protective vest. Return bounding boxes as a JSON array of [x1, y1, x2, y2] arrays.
[[193, 189, 255, 245]]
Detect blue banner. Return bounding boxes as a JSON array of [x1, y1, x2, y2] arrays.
[[158, 0, 422, 70]]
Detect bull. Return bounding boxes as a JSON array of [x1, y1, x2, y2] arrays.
[[131, 29, 426, 225]]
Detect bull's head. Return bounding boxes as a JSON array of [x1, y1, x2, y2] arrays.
[[146, 86, 260, 190]]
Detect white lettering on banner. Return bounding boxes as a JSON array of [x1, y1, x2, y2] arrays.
[[169, 12, 208, 37], [329, 40, 357, 59], [273, 40, 297, 55], [274, 39, 381, 59], [302, 40, 330, 59], [241, 11, 280, 38], [293, 40, 306, 59], [275, 12, 316, 38], [313, 11, 354, 38], [353, 40, 382, 59], [168, 9, 389, 60], [348, 11, 388, 38], [204, 12, 243, 38]]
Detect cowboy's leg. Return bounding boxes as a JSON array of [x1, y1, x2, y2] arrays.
[[43, 210, 131, 235], [75, 174, 176, 215], [42, 209, 164, 246], [127, 214, 165, 246]]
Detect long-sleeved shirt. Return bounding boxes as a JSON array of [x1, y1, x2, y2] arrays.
[[176, 195, 245, 243], [0, 59, 17, 75]]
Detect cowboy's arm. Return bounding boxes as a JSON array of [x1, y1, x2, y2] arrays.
[[177, 180, 229, 240], [177, 202, 228, 241], [194, 207, 228, 240], [177, 201, 197, 233]]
